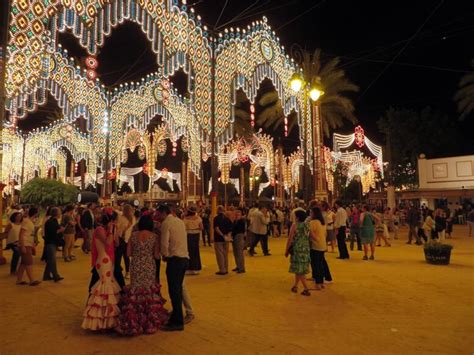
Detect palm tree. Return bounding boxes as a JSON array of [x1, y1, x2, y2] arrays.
[[454, 60, 474, 120], [298, 48, 359, 137], [233, 48, 359, 138]]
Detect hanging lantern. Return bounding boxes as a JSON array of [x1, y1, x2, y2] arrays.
[[284, 116, 288, 137], [250, 104, 255, 127], [172, 141, 178, 156]]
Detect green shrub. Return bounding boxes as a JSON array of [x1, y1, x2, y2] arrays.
[[20, 178, 78, 207]]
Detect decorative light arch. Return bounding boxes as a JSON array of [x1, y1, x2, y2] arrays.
[[6, 0, 212, 138], [214, 18, 305, 147]]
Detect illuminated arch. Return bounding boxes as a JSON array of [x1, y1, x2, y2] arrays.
[[6, 0, 212, 137], [214, 18, 305, 147], [6, 49, 106, 136]]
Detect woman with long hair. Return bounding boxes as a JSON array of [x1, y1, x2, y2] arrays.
[[115, 214, 168, 335], [309, 207, 332, 290], [82, 208, 121, 331], [285, 210, 311, 296], [121, 204, 136, 278], [183, 206, 203, 275]]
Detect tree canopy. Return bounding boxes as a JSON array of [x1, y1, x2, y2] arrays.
[[454, 60, 474, 120], [377, 106, 458, 188]]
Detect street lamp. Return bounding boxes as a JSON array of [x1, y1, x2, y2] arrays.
[[289, 66, 325, 203]]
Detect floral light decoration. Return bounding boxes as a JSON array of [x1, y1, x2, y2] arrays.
[[354, 125, 365, 148], [332, 126, 384, 193]]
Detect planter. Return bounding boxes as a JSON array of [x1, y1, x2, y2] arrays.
[[424, 246, 452, 265]]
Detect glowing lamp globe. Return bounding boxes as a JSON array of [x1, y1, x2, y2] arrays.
[[290, 73, 303, 92], [309, 87, 323, 101]]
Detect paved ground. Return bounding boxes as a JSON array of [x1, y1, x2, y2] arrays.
[[1, 226, 473, 355]]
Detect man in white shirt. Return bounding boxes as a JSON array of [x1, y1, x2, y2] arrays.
[[248, 205, 271, 256], [246, 204, 259, 248], [334, 200, 350, 259], [157, 204, 189, 331]]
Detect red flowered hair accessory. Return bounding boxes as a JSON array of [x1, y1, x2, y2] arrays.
[[103, 207, 114, 216]]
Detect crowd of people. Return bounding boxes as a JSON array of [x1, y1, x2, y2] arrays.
[[1, 200, 471, 335]]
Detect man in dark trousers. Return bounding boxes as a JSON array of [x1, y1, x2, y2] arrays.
[[157, 204, 189, 331], [80, 202, 96, 253], [407, 205, 421, 245], [334, 201, 350, 259], [43, 207, 65, 282]]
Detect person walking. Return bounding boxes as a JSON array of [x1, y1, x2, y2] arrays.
[[248, 205, 271, 256], [375, 208, 391, 247], [3, 212, 23, 275], [407, 205, 421, 245], [16, 207, 41, 286], [213, 205, 233, 275], [43, 207, 65, 282], [231, 208, 246, 273], [246, 203, 259, 249], [80, 202, 96, 253], [285, 210, 311, 296], [360, 205, 376, 260], [334, 201, 349, 259], [62, 205, 76, 262], [157, 204, 189, 331], [435, 209, 446, 241], [423, 210, 436, 241], [309, 207, 332, 290], [348, 206, 362, 251], [201, 208, 211, 246], [183, 206, 203, 275], [467, 208, 474, 237], [321, 202, 336, 253]]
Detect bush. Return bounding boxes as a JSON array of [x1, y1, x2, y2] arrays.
[[20, 178, 79, 207]]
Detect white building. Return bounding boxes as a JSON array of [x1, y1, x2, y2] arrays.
[[415, 154, 474, 209]]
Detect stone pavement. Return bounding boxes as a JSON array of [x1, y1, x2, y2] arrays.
[[0, 226, 473, 354]]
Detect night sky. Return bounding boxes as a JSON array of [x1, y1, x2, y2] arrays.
[[2, 0, 474, 158]]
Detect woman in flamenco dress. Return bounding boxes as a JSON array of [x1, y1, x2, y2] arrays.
[[82, 209, 121, 331], [115, 213, 168, 335]]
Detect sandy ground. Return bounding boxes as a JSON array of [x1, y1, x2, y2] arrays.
[[0, 226, 473, 355]]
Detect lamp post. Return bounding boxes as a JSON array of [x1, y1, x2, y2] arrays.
[[289, 57, 325, 203]]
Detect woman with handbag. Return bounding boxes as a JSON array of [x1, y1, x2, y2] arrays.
[[285, 210, 311, 296], [3, 212, 23, 275], [16, 207, 41, 286]]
